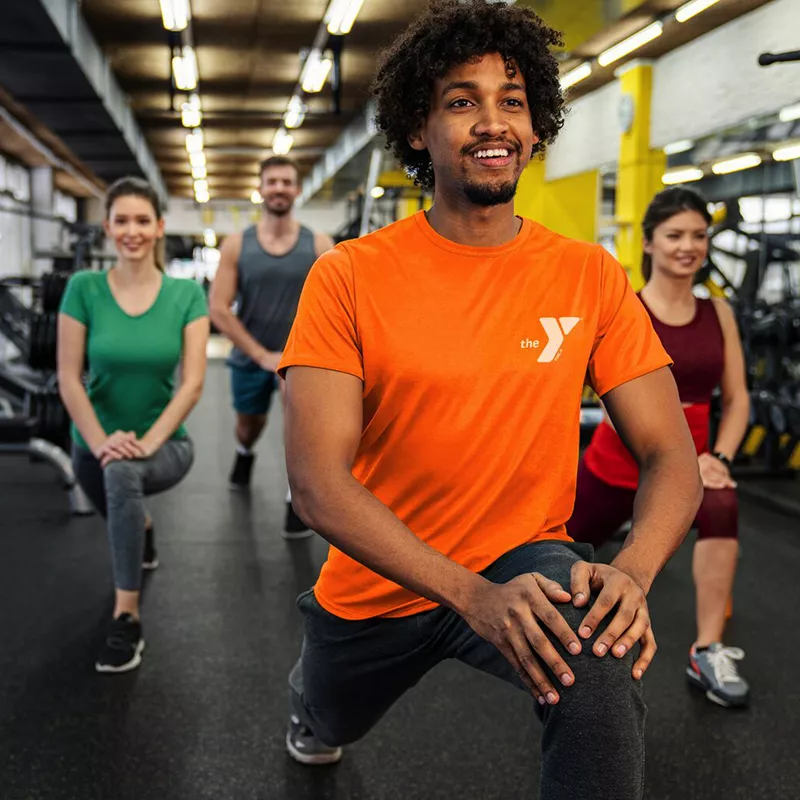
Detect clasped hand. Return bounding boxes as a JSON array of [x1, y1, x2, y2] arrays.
[[95, 431, 157, 467], [460, 562, 656, 706]]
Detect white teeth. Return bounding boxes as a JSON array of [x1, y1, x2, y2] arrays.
[[474, 148, 509, 159]]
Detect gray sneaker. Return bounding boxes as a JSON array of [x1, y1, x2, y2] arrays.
[[687, 643, 750, 708], [285, 715, 343, 765]]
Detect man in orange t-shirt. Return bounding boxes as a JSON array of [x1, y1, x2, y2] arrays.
[[278, 3, 702, 797]]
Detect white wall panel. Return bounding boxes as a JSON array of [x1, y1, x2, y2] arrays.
[[651, 0, 800, 147], [546, 81, 621, 181]]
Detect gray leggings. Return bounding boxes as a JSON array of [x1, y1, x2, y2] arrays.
[[72, 439, 195, 591]]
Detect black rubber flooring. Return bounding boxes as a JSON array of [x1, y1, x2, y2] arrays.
[[2, 361, 799, 800]]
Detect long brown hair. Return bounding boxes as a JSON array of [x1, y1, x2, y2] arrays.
[[105, 177, 165, 272], [641, 186, 712, 282]]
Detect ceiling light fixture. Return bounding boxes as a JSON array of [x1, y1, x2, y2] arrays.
[[159, 0, 191, 32], [272, 127, 294, 156], [191, 164, 207, 180], [663, 139, 695, 156], [203, 229, 217, 248], [560, 63, 592, 91], [189, 151, 206, 168], [779, 103, 800, 123], [675, 0, 721, 23], [662, 167, 704, 185], [284, 95, 307, 130], [711, 153, 762, 175], [301, 49, 333, 94], [185, 129, 204, 153], [370, 186, 385, 199], [181, 93, 203, 129], [598, 22, 663, 68], [773, 143, 800, 162], [194, 179, 209, 195], [195, 190, 210, 204], [251, 190, 262, 205], [172, 46, 198, 91], [325, 0, 366, 36]]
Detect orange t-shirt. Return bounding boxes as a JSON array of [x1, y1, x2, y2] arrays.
[[279, 211, 671, 620]]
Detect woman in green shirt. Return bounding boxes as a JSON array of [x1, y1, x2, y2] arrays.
[[58, 177, 209, 673]]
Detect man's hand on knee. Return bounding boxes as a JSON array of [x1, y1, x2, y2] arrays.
[[570, 561, 657, 682], [460, 574, 583, 707]]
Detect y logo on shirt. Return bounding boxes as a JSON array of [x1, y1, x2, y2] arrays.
[[537, 317, 581, 363]]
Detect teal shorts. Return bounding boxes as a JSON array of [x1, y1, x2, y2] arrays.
[[229, 363, 278, 416]]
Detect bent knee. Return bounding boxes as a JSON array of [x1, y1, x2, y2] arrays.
[[103, 459, 143, 494]]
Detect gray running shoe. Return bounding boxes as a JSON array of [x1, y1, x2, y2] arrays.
[[285, 714, 342, 765], [687, 643, 750, 708]]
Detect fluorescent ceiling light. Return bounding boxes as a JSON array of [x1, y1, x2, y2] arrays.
[[779, 103, 800, 123], [675, 0, 721, 23], [773, 143, 800, 162], [185, 129, 204, 153], [598, 22, 663, 68], [173, 47, 198, 91], [560, 63, 592, 91], [251, 190, 262, 205], [326, 0, 366, 35], [181, 93, 202, 128], [191, 164, 207, 180], [301, 49, 333, 94], [711, 153, 762, 175], [370, 186, 385, 199], [189, 151, 206, 168], [203, 229, 217, 248], [663, 139, 695, 156], [194, 179, 209, 194], [272, 127, 294, 156], [662, 167, 704, 185], [284, 95, 306, 129], [195, 191, 210, 204], [160, 0, 190, 32]]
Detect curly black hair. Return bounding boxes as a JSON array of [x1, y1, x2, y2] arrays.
[[371, 0, 565, 189]]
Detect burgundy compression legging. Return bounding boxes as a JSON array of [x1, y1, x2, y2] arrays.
[[567, 460, 739, 548]]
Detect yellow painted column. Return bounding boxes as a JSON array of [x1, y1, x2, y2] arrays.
[[516, 159, 599, 243], [614, 60, 666, 289]]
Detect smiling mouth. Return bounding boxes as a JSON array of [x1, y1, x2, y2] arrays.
[[469, 147, 516, 167]]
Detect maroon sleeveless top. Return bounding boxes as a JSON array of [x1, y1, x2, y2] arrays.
[[639, 295, 724, 404], [584, 296, 725, 488]]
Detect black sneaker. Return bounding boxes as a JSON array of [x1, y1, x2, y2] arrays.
[[285, 714, 342, 765], [142, 526, 158, 570], [283, 501, 313, 540], [229, 452, 255, 490], [96, 614, 145, 674]]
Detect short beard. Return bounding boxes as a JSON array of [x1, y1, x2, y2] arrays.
[[265, 202, 292, 217], [463, 179, 518, 207]]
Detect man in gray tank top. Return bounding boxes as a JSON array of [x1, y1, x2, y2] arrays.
[[209, 156, 334, 536]]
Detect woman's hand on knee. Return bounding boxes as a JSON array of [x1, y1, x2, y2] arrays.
[[698, 453, 737, 489], [97, 431, 143, 467], [570, 561, 657, 680]]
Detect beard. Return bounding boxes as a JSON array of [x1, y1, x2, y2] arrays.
[[462, 178, 518, 207], [265, 197, 293, 216]]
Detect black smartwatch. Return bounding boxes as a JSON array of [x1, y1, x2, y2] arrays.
[[712, 452, 732, 469]]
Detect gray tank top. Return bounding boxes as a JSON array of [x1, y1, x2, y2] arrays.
[[228, 224, 317, 367]]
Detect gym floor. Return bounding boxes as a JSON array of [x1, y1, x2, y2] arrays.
[[2, 360, 799, 800]]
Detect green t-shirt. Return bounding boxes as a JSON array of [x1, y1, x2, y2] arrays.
[[60, 270, 208, 450]]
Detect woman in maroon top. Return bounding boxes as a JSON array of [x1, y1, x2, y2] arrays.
[[568, 187, 752, 708]]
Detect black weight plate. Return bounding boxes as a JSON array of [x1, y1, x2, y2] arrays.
[[47, 313, 57, 370], [42, 274, 52, 312], [32, 314, 45, 370]]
